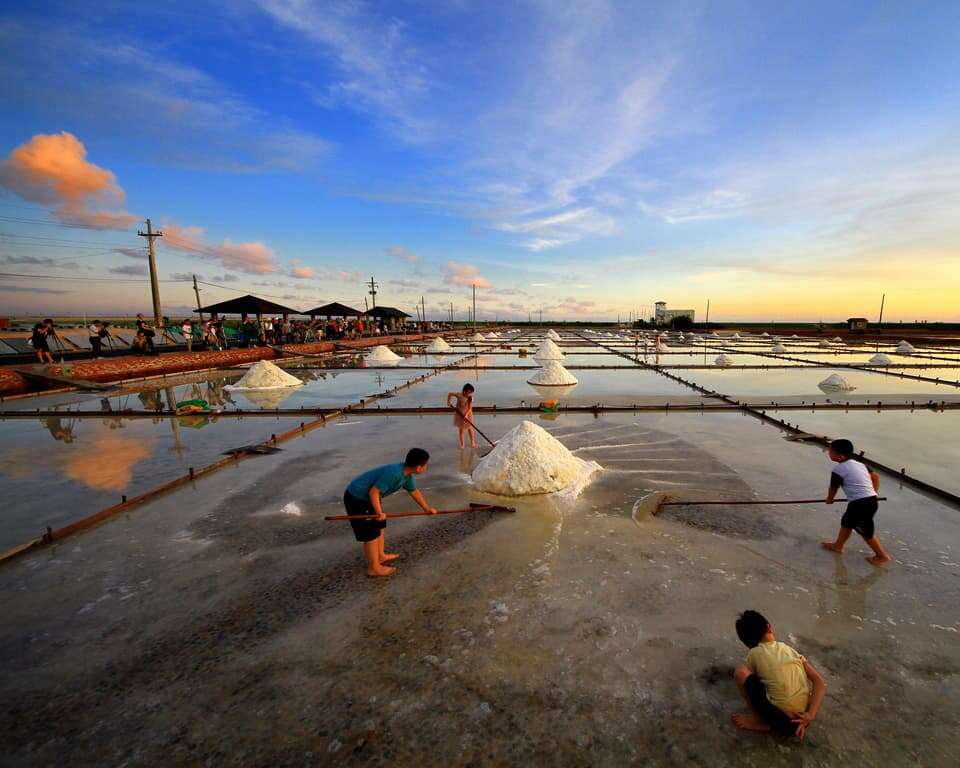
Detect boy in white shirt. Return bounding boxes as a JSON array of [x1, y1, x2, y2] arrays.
[[821, 439, 892, 566]]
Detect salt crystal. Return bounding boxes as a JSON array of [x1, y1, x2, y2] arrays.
[[714, 354, 733, 367], [426, 337, 452, 353], [818, 373, 856, 392], [771, 344, 786, 354], [528, 361, 578, 385], [869, 353, 892, 365], [366, 345, 402, 363], [896, 340, 915, 355], [226, 359, 304, 390], [534, 339, 565, 361]]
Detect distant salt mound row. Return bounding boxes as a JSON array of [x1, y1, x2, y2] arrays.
[[367, 345, 403, 362], [869, 353, 892, 365], [534, 339, 565, 361], [471, 332, 486, 342], [714, 354, 733, 367], [226, 360, 303, 390], [528, 361, 578, 386], [771, 343, 787, 354], [425, 337, 452, 353], [546, 329, 561, 341], [818, 373, 856, 392], [472, 421, 601, 497], [896, 340, 915, 355]]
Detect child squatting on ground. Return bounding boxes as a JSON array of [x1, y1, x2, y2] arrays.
[[447, 383, 475, 448], [733, 610, 826, 738], [342, 449, 437, 577], [820, 438, 892, 566]]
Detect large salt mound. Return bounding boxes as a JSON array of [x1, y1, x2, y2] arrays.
[[771, 343, 787, 354], [818, 340, 833, 348], [472, 421, 600, 497], [528, 361, 578, 385], [833, 336, 844, 343], [714, 354, 733, 367], [896, 340, 915, 355], [546, 330, 561, 341], [226, 359, 303, 390], [426, 337, 452, 353], [533, 339, 565, 361], [869, 353, 892, 365], [367, 344, 402, 362], [818, 373, 856, 392]]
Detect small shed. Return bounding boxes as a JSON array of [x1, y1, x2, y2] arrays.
[[367, 305, 411, 331], [847, 317, 869, 332], [196, 295, 301, 319], [303, 302, 365, 318]]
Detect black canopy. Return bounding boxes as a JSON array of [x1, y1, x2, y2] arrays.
[[366, 305, 411, 318], [195, 294, 300, 316], [304, 302, 365, 317]]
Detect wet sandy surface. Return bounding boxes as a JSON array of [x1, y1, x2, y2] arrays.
[[1, 331, 958, 766]]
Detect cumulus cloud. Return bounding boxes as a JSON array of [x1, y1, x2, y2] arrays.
[[0, 132, 137, 230], [289, 261, 315, 279], [443, 261, 491, 288], [161, 223, 277, 275], [387, 245, 421, 265]]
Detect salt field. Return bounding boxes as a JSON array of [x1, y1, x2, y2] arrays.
[[1, 328, 958, 766]]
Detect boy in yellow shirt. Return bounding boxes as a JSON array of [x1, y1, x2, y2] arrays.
[[732, 610, 826, 738]]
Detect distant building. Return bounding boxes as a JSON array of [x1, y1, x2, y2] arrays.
[[654, 301, 695, 326], [847, 317, 869, 331]]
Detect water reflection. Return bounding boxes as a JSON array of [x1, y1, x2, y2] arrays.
[[63, 433, 154, 491]]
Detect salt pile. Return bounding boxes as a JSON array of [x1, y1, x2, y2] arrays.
[[732, 332, 741, 339], [760, 332, 770, 338], [425, 337, 452, 353], [472, 421, 601, 497], [869, 353, 892, 365], [546, 330, 561, 341], [896, 340, 915, 355], [226, 360, 303, 390], [833, 336, 844, 343], [366, 344, 403, 362], [533, 339, 565, 361], [818, 340, 833, 348], [771, 343, 787, 354], [714, 354, 733, 367], [528, 361, 578, 386], [791, 334, 800, 339], [818, 373, 856, 392], [471, 332, 486, 342]]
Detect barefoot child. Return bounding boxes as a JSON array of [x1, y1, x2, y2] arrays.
[[343, 449, 437, 577], [820, 438, 892, 566], [447, 383, 475, 448], [732, 610, 826, 738]]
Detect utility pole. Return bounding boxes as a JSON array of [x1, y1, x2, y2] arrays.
[[192, 274, 204, 323], [421, 295, 426, 329], [472, 284, 477, 328], [138, 218, 164, 329], [705, 298, 711, 327], [367, 276, 379, 308]]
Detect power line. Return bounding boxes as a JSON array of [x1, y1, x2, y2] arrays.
[[0, 272, 188, 283], [0, 232, 137, 248], [0, 215, 133, 232]]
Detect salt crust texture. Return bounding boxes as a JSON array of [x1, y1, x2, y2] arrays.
[[367, 345, 402, 362], [819, 373, 856, 391], [714, 354, 733, 367], [425, 337, 452, 353], [472, 421, 601, 496], [534, 339, 565, 361], [869, 353, 892, 365], [226, 360, 304, 390], [528, 361, 578, 385]]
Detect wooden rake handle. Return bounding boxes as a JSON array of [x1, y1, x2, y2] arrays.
[[659, 497, 887, 507], [325, 503, 515, 522]]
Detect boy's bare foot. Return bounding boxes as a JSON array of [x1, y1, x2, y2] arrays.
[[381, 553, 400, 563], [732, 713, 771, 732], [821, 542, 844, 553], [866, 554, 892, 566], [367, 565, 396, 578]]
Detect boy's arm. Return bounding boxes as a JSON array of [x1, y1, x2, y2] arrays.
[[368, 487, 386, 521], [870, 470, 880, 492], [792, 660, 826, 739], [408, 489, 438, 514], [825, 473, 841, 504]]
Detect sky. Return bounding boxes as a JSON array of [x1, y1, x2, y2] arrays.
[[1, 0, 959, 322]]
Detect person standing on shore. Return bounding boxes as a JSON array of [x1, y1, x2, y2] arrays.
[[181, 318, 194, 352], [88, 320, 103, 357], [31, 322, 54, 364], [136, 313, 156, 355]]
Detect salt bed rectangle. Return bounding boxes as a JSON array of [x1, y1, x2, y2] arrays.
[[678, 367, 960, 398], [0, 416, 310, 550], [785, 409, 960, 498], [380, 368, 696, 408]]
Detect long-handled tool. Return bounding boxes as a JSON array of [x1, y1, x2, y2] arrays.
[[325, 502, 515, 522], [448, 404, 497, 450], [653, 496, 887, 515]]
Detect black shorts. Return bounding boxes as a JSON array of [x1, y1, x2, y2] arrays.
[[841, 496, 878, 540], [743, 674, 796, 735], [343, 491, 385, 542]]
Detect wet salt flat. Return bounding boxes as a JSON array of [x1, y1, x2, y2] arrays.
[[1, 330, 959, 766]]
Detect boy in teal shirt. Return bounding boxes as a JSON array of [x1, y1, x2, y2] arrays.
[[343, 448, 436, 577]]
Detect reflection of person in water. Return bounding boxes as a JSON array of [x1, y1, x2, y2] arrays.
[[43, 415, 75, 443], [815, 558, 887, 641], [100, 398, 123, 429]]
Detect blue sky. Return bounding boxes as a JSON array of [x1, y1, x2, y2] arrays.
[[1, 0, 959, 320]]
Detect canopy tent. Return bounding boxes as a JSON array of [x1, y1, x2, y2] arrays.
[[304, 302, 365, 318], [366, 306, 411, 319], [195, 295, 300, 317]]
